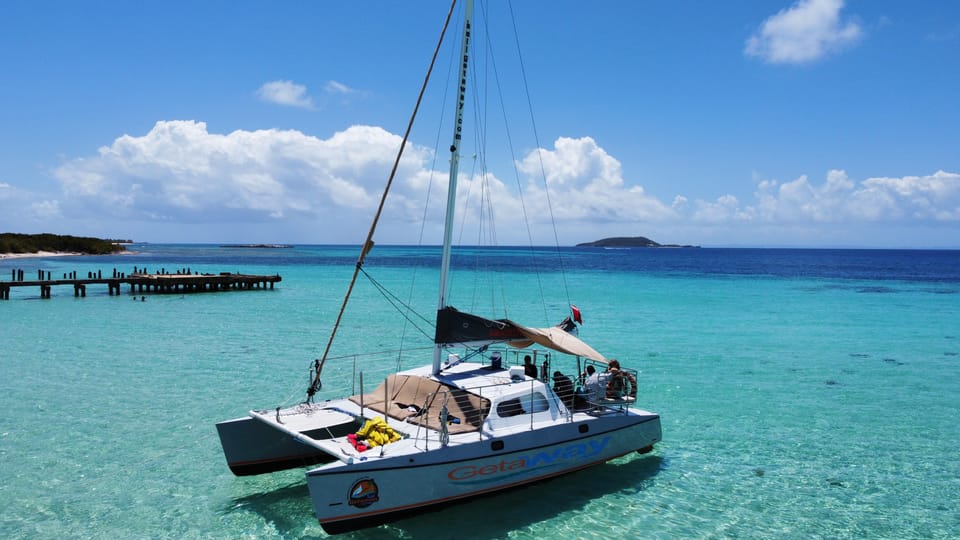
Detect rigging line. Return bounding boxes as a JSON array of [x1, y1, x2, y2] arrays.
[[481, 13, 549, 324], [456, 36, 488, 250], [401, 2, 461, 371], [455, 19, 484, 250], [314, 0, 459, 381], [476, 45, 512, 321], [507, 0, 572, 310], [476, 0, 498, 251], [360, 267, 436, 341], [462, 63, 487, 314], [474, 32, 510, 320], [449, 4, 505, 321]]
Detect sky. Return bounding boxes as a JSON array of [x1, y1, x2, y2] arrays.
[[1, 0, 958, 248]]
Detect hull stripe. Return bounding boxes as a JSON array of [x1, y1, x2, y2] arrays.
[[318, 448, 641, 526]]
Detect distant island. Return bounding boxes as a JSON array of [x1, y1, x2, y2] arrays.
[[220, 244, 292, 249], [0, 233, 127, 256], [576, 236, 699, 248]]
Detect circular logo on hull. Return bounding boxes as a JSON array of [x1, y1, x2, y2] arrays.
[[348, 478, 380, 508]]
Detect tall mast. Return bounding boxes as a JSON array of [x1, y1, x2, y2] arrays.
[[304, 0, 460, 399], [433, 0, 474, 375]]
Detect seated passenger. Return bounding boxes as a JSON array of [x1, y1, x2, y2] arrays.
[[552, 371, 575, 409], [605, 359, 637, 400], [583, 365, 605, 404]]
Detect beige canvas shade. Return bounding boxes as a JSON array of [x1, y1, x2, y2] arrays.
[[504, 321, 608, 364], [349, 374, 489, 434]]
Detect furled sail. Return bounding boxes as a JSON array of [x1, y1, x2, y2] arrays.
[[434, 306, 607, 363]]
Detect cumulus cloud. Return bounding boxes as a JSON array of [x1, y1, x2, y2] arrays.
[[857, 171, 960, 221], [40, 120, 960, 246], [696, 169, 960, 225], [691, 194, 752, 223], [256, 80, 314, 108], [46, 129, 677, 241], [52, 120, 429, 226], [745, 0, 862, 64], [516, 136, 676, 224]]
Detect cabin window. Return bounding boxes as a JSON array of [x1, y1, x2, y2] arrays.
[[496, 392, 549, 418], [519, 392, 550, 414], [497, 398, 525, 417]]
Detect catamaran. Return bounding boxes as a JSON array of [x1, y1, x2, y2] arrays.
[[215, 0, 661, 533]]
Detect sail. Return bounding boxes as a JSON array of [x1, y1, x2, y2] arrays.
[[434, 306, 607, 363], [435, 306, 528, 344]]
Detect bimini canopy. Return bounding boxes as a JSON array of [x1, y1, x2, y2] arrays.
[[506, 321, 607, 364], [434, 306, 607, 364]]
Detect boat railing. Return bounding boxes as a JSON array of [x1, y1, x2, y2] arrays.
[[577, 363, 640, 414], [317, 344, 565, 393], [300, 346, 436, 402], [406, 385, 491, 450], [317, 346, 637, 449], [475, 347, 641, 413]]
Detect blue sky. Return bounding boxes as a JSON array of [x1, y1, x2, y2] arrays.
[[1, 0, 958, 248]]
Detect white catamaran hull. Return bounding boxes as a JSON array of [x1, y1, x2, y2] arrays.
[[215, 1, 665, 533], [216, 407, 359, 475], [307, 412, 661, 534]]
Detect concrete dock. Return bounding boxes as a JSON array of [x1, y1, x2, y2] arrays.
[[0, 268, 281, 300]]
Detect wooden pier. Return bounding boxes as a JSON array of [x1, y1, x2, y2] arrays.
[[0, 269, 281, 300]]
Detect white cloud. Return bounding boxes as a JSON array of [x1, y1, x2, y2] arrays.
[[745, 0, 862, 64], [256, 80, 314, 108], [52, 120, 428, 226], [858, 170, 960, 221], [36, 121, 960, 246], [701, 169, 960, 225], [516, 136, 676, 224], [325, 80, 355, 95], [46, 129, 678, 242], [692, 194, 751, 223]]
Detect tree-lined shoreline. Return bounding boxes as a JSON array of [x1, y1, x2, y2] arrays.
[[0, 233, 128, 257]]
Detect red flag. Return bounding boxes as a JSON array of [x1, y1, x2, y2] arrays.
[[571, 304, 583, 324]]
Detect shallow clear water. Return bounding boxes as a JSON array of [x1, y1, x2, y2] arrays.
[[1, 245, 958, 538]]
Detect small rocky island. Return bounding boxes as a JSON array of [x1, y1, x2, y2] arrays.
[[576, 236, 698, 248]]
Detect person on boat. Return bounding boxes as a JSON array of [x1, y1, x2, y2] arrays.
[[583, 365, 606, 405], [523, 355, 537, 378], [573, 365, 594, 409], [605, 359, 637, 400], [552, 371, 575, 409]]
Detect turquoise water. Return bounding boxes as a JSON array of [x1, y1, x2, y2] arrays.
[[1, 245, 958, 538]]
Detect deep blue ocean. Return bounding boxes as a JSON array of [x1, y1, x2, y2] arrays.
[[1, 244, 958, 539]]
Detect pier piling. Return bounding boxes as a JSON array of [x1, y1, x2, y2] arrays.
[[0, 270, 281, 300]]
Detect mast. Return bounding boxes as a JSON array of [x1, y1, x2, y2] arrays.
[[433, 0, 474, 375], [304, 0, 460, 400]]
